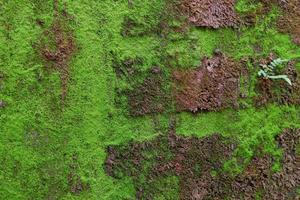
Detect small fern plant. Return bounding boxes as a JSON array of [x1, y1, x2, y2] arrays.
[[258, 58, 292, 86]]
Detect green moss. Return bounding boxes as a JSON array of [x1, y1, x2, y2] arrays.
[[1, 0, 300, 199], [255, 190, 263, 200], [166, 27, 236, 69], [152, 176, 180, 200], [178, 105, 300, 174], [230, 7, 300, 60], [235, 0, 263, 14]]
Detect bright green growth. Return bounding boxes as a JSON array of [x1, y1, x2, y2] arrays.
[[152, 176, 180, 200], [258, 58, 292, 85], [235, 0, 263, 13], [178, 105, 300, 175], [229, 7, 300, 60], [1, 0, 300, 199], [210, 170, 218, 177], [255, 190, 263, 200]]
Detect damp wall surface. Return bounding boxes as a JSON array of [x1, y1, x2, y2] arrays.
[[0, 0, 300, 199]]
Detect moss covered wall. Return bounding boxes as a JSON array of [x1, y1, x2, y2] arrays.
[[0, 0, 299, 199]]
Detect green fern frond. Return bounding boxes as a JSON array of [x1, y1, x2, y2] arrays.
[[268, 75, 292, 86], [258, 58, 292, 86]]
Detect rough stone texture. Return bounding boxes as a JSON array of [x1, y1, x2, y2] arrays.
[[276, 0, 300, 46], [104, 133, 236, 199], [181, 0, 238, 28], [255, 55, 300, 107], [173, 53, 240, 112], [265, 129, 300, 200], [104, 128, 300, 199], [162, 133, 236, 200], [128, 67, 167, 116], [260, 0, 300, 46]]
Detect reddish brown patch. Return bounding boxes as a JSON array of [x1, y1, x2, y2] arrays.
[[37, 1, 75, 105], [104, 128, 300, 199], [128, 67, 168, 116], [260, 0, 300, 46], [229, 155, 272, 199], [278, 62, 300, 104], [255, 56, 300, 106], [180, 0, 238, 28], [264, 128, 300, 199], [156, 133, 236, 200], [104, 132, 236, 199], [173, 53, 240, 112], [276, 0, 300, 46], [227, 129, 300, 199], [68, 155, 89, 195], [255, 78, 274, 106], [68, 173, 87, 195]]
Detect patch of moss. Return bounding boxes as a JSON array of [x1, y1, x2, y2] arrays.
[[177, 105, 300, 174], [230, 7, 300, 59], [235, 0, 263, 14]]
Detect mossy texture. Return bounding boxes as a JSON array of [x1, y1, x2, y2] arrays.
[[0, 0, 299, 199]]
